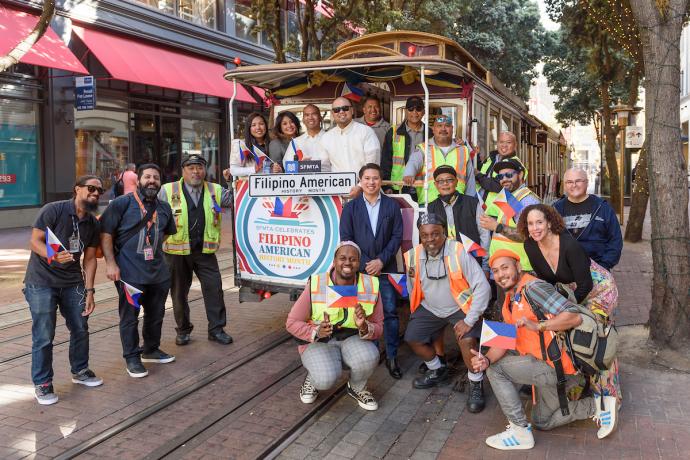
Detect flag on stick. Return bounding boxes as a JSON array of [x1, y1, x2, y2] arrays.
[[327, 284, 358, 308], [387, 273, 408, 298], [290, 139, 304, 161], [45, 227, 66, 264], [121, 280, 143, 309], [493, 188, 524, 225], [239, 141, 270, 168], [479, 320, 517, 350], [459, 233, 487, 258]]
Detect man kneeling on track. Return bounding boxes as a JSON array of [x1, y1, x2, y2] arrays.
[[471, 249, 618, 450], [286, 241, 384, 411]]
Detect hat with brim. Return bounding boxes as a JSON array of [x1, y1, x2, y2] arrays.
[[182, 154, 207, 167], [488, 248, 521, 267], [433, 165, 457, 180], [493, 158, 524, 174]]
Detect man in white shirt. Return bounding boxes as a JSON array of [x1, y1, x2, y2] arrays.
[[355, 96, 390, 148], [320, 97, 381, 175], [295, 104, 325, 161]]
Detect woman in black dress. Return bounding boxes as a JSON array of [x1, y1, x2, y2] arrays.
[[517, 204, 593, 303]]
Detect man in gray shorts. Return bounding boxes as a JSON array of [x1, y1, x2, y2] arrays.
[[403, 213, 491, 413]]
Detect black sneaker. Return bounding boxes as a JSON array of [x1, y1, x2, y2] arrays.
[[413, 366, 450, 389], [346, 383, 378, 411], [35, 383, 58, 405], [467, 380, 486, 413], [71, 368, 103, 387], [141, 349, 175, 363], [126, 358, 148, 378]]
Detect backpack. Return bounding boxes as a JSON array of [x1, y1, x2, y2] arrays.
[[113, 172, 125, 197]]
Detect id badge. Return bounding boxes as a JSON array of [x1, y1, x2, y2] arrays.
[[68, 235, 80, 253], [143, 245, 154, 261]]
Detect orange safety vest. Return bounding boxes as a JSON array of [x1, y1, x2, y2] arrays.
[[502, 273, 577, 375], [403, 239, 473, 315]]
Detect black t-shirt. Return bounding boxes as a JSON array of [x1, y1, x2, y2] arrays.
[[100, 191, 177, 285], [24, 200, 100, 287], [561, 195, 596, 239]]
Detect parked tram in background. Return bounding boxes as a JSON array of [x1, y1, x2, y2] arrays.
[[224, 31, 568, 301]]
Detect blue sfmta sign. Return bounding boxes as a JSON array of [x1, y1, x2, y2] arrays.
[[75, 76, 96, 111]]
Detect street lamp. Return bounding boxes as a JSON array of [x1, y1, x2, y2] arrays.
[[612, 102, 632, 226]]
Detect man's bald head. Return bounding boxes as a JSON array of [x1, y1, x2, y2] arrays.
[[563, 168, 589, 203], [332, 97, 354, 128]]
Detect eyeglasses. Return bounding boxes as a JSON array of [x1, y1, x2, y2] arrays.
[[424, 246, 447, 280], [332, 106, 351, 113], [406, 105, 424, 112], [82, 185, 105, 194], [435, 178, 456, 185], [564, 179, 587, 186], [496, 171, 518, 180]]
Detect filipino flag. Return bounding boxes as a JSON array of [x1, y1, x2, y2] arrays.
[[327, 284, 359, 308], [341, 82, 364, 102], [290, 139, 304, 161], [387, 273, 408, 298], [480, 320, 517, 350], [45, 227, 66, 264], [271, 197, 299, 218], [122, 280, 143, 309], [493, 188, 524, 225], [459, 232, 487, 258], [240, 142, 269, 168]]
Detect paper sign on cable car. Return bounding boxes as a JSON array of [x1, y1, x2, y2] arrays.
[[249, 172, 358, 197]]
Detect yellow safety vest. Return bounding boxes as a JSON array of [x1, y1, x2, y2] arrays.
[[390, 132, 406, 191], [487, 186, 540, 271], [404, 239, 473, 314], [162, 180, 223, 255], [477, 153, 529, 202], [415, 143, 470, 204], [309, 273, 379, 329]]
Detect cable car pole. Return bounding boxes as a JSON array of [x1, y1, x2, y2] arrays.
[[420, 65, 430, 208]]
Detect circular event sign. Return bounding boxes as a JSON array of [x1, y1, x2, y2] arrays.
[[235, 180, 341, 280]]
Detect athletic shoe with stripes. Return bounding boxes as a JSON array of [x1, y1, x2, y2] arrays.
[[593, 395, 618, 439], [485, 422, 534, 450]]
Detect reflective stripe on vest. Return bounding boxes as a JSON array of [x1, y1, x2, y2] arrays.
[[162, 180, 223, 255], [415, 143, 470, 204], [501, 273, 576, 374], [310, 273, 379, 329], [390, 132, 406, 191], [404, 240, 472, 314]]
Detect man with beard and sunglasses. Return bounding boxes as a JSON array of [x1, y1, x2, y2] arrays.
[[24, 175, 105, 405], [100, 164, 178, 378]]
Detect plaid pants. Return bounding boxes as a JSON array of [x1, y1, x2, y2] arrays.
[[300, 334, 379, 392]]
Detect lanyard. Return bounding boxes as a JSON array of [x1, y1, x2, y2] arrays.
[[133, 192, 158, 245]]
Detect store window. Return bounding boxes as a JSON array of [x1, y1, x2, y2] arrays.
[[75, 98, 129, 198], [133, 0, 218, 29], [489, 111, 499, 152], [474, 101, 487, 157], [0, 97, 41, 208], [182, 119, 220, 182], [235, 0, 258, 43]]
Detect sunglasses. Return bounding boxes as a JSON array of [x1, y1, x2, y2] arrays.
[[496, 171, 518, 180], [332, 106, 351, 113], [82, 184, 105, 194], [406, 105, 424, 112]]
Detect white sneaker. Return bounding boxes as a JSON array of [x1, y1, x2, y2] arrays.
[[299, 375, 318, 404], [346, 383, 378, 411], [485, 422, 535, 450], [593, 395, 618, 439]]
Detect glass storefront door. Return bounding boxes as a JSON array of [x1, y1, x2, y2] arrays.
[[131, 112, 181, 183]]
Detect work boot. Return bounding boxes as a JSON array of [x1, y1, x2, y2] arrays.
[[386, 358, 403, 379], [485, 422, 534, 450], [413, 366, 449, 389], [467, 380, 486, 413]]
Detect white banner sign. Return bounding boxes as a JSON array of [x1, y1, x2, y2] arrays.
[[625, 126, 644, 149], [249, 172, 358, 197]]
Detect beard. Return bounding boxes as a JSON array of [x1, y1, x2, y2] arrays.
[[82, 199, 99, 213], [139, 184, 160, 201]]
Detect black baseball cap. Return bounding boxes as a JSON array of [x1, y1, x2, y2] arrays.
[[493, 158, 524, 174], [405, 96, 424, 110], [181, 154, 207, 167], [433, 165, 457, 179]]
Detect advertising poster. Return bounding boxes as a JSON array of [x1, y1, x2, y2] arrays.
[[234, 179, 343, 286]]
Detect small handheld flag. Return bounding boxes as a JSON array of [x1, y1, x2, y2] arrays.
[[290, 139, 304, 161], [45, 227, 66, 264], [387, 273, 408, 298], [459, 233, 487, 258], [327, 284, 359, 308], [493, 188, 524, 225], [479, 320, 517, 350], [122, 280, 143, 309], [239, 141, 270, 168]]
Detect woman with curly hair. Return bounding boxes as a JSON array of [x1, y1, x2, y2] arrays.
[[517, 204, 593, 303]]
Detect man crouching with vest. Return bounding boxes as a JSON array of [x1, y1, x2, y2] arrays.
[[286, 241, 384, 411], [471, 249, 618, 450], [404, 213, 491, 413], [159, 154, 233, 346]]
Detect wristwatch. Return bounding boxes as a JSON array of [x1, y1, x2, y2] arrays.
[[538, 321, 547, 332], [86, 288, 96, 294]]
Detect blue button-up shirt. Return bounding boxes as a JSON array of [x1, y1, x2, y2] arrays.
[[363, 193, 382, 236]]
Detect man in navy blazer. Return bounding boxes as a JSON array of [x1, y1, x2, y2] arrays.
[[340, 163, 404, 378]]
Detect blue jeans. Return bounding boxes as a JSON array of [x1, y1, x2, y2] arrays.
[[378, 276, 400, 359], [24, 284, 90, 385]]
